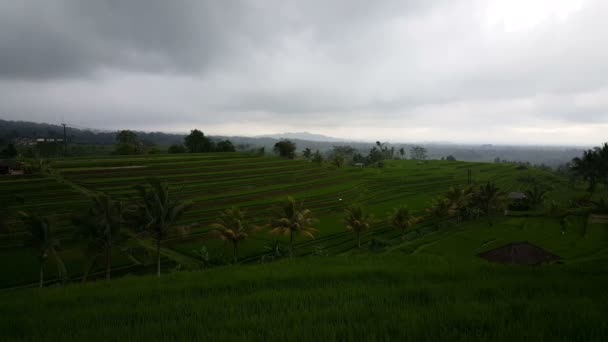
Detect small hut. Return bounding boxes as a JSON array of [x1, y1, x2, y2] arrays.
[[478, 242, 561, 265], [508, 192, 528, 210], [0, 160, 24, 175]]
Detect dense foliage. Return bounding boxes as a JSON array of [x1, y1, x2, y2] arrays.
[[0, 148, 607, 340], [273, 140, 297, 159], [571, 142, 608, 193]]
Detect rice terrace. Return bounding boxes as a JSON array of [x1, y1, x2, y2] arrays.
[[1, 134, 608, 340], [3, 1, 608, 340]]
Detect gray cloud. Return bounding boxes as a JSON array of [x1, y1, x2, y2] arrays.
[[0, 0, 607, 144]]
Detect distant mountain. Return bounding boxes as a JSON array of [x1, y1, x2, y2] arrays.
[[257, 132, 346, 142]]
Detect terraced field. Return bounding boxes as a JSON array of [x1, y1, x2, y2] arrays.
[[0, 153, 573, 288]]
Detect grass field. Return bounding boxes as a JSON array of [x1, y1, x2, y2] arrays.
[[1, 153, 607, 340], [1, 218, 607, 341]]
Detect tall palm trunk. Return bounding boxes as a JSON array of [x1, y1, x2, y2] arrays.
[[39, 262, 44, 288], [156, 237, 161, 277], [289, 231, 294, 258], [106, 223, 112, 280], [105, 242, 112, 280], [357, 232, 361, 248], [233, 242, 238, 263], [82, 260, 93, 283]]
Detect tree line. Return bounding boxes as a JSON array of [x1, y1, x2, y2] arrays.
[[571, 142, 608, 193], [273, 139, 429, 167], [115, 129, 236, 155]]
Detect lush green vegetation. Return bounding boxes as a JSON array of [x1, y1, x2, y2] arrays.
[[1, 216, 607, 341], [0, 152, 596, 287], [1, 150, 607, 340]]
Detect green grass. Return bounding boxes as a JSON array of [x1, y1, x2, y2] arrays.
[[1, 154, 607, 340], [1, 253, 607, 341]]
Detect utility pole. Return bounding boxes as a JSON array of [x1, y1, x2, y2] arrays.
[[62, 123, 67, 157]]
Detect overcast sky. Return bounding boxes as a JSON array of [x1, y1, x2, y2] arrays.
[[1, 0, 607, 145]]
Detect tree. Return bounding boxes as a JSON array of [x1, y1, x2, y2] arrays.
[[367, 147, 384, 165], [344, 205, 373, 248], [168, 144, 187, 154], [116, 130, 138, 145], [215, 140, 236, 152], [475, 182, 507, 226], [446, 155, 456, 161], [332, 154, 346, 168], [302, 148, 312, 161], [114, 130, 140, 155], [399, 147, 405, 159], [273, 140, 297, 159], [0, 143, 17, 158], [545, 201, 570, 233], [312, 150, 323, 164], [19, 212, 66, 287], [410, 145, 427, 160], [73, 194, 124, 281], [184, 129, 213, 153], [571, 143, 608, 193], [426, 198, 452, 228], [268, 197, 318, 257], [367, 143, 393, 165], [444, 186, 474, 223], [208, 207, 257, 263], [525, 186, 549, 210], [132, 178, 190, 276], [331, 146, 356, 166], [390, 206, 418, 240]]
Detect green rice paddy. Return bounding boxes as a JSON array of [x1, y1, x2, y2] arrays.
[[1, 153, 606, 341]]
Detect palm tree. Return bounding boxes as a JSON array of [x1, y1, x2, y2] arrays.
[[426, 197, 451, 228], [444, 186, 473, 223], [546, 201, 570, 233], [133, 178, 190, 277], [19, 211, 66, 287], [208, 207, 258, 263], [525, 186, 549, 210], [389, 206, 418, 240], [475, 182, 507, 226], [572, 148, 602, 193], [344, 205, 373, 248], [73, 193, 124, 281], [268, 197, 318, 257]]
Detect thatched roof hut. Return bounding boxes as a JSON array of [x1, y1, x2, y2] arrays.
[[508, 192, 527, 200], [478, 242, 560, 265]]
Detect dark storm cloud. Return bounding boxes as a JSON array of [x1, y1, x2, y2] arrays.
[[0, 0, 437, 79], [0, 0, 607, 144], [0, 1, 258, 78]]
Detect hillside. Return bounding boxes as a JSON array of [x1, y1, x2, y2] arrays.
[[1, 153, 608, 340], [0, 153, 593, 288]]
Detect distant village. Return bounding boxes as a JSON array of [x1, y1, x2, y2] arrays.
[[0, 137, 65, 175], [13, 137, 64, 146]]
